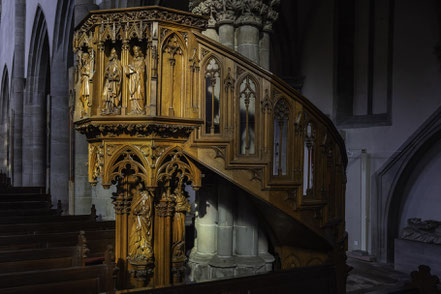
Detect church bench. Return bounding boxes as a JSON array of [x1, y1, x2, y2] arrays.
[[0, 229, 115, 251], [0, 220, 115, 235], [0, 193, 50, 202], [0, 263, 115, 294], [0, 208, 56, 217], [0, 200, 50, 210], [0, 187, 44, 194], [0, 214, 96, 224], [0, 278, 100, 294]]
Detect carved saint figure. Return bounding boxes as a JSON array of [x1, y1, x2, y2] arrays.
[[125, 46, 146, 114], [172, 185, 191, 261], [128, 190, 153, 263], [101, 48, 122, 115], [79, 51, 94, 118]]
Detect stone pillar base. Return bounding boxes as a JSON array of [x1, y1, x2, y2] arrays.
[[188, 253, 272, 282]]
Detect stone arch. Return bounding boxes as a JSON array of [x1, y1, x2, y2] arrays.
[[0, 66, 10, 173], [23, 6, 50, 187], [375, 106, 441, 262]]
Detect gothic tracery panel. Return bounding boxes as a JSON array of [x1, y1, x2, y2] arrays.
[[273, 98, 290, 176], [238, 75, 258, 155], [204, 56, 221, 134]]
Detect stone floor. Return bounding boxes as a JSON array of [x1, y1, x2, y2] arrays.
[[346, 257, 410, 293]]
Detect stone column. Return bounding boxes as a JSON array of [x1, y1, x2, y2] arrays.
[[236, 23, 261, 64], [217, 9, 235, 49], [258, 227, 275, 272], [259, 31, 270, 70], [189, 175, 218, 282], [209, 177, 235, 279], [234, 190, 265, 276], [12, 0, 26, 186], [74, 0, 98, 25], [32, 89, 47, 186], [259, 4, 279, 70]]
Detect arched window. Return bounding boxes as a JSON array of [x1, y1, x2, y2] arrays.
[[239, 76, 256, 155], [303, 122, 315, 196], [204, 57, 221, 134], [273, 99, 289, 176]]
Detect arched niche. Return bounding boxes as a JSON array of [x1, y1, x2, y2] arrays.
[[159, 33, 187, 117], [375, 106, 441, 262]]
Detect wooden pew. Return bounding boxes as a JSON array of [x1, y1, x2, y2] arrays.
[[0, 246, 117, 294], [0, 220, 115, 235], [0, 230, 115, 272], [0, 229, 115, 251], [0, 247, 77, 274]]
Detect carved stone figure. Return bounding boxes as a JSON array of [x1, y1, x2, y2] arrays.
[[102, 48, 122, 115], [128, 190, 153, 263], [400, 218, 441, 244], [79, 51, 94, 118], [125, 46, 146, 115]]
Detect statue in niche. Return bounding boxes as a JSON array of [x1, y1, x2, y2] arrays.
[[400, 218, 441, 244], [172, 181, 191, 262], [128, 189, 153, 263], [125, 46, 146, 115], [79, 51, 94, 118], [101, 48, 122, 115]]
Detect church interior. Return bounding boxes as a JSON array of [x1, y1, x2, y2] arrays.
[[0, 0, 440, 293]]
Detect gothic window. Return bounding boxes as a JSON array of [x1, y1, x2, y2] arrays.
[[205, 57, 221, 134], [239, 76, 257, 155], [273, 99, 289, 176], [303, 122, 314, 196]]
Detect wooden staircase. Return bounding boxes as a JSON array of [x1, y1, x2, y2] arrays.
[[73, 6, 348, 292]]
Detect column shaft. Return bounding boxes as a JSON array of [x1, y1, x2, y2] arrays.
[[236, 25, 260, 64], [218, 23, 235, 49], [259, 31, 271, 70], [12, 0, 26, 185]]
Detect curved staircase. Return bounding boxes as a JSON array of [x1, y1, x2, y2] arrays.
[[73, 6, 348, 292]]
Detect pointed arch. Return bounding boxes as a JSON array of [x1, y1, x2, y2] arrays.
[[24, 6, 51, 186], [155, 147, 201, 190], [103, 144, 150, 187], [160, 32, 187, 117], [237, 74, 260, 155], [272, 97, 290, 176], [0, 66, 10, 173], [53, 0, 74, 66], [202, 55, 222, 134]]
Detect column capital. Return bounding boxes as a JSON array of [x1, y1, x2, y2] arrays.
[[190, 0, 280, 29]]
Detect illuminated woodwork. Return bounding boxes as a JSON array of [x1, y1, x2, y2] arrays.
[[73, 6, 348, 292]]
